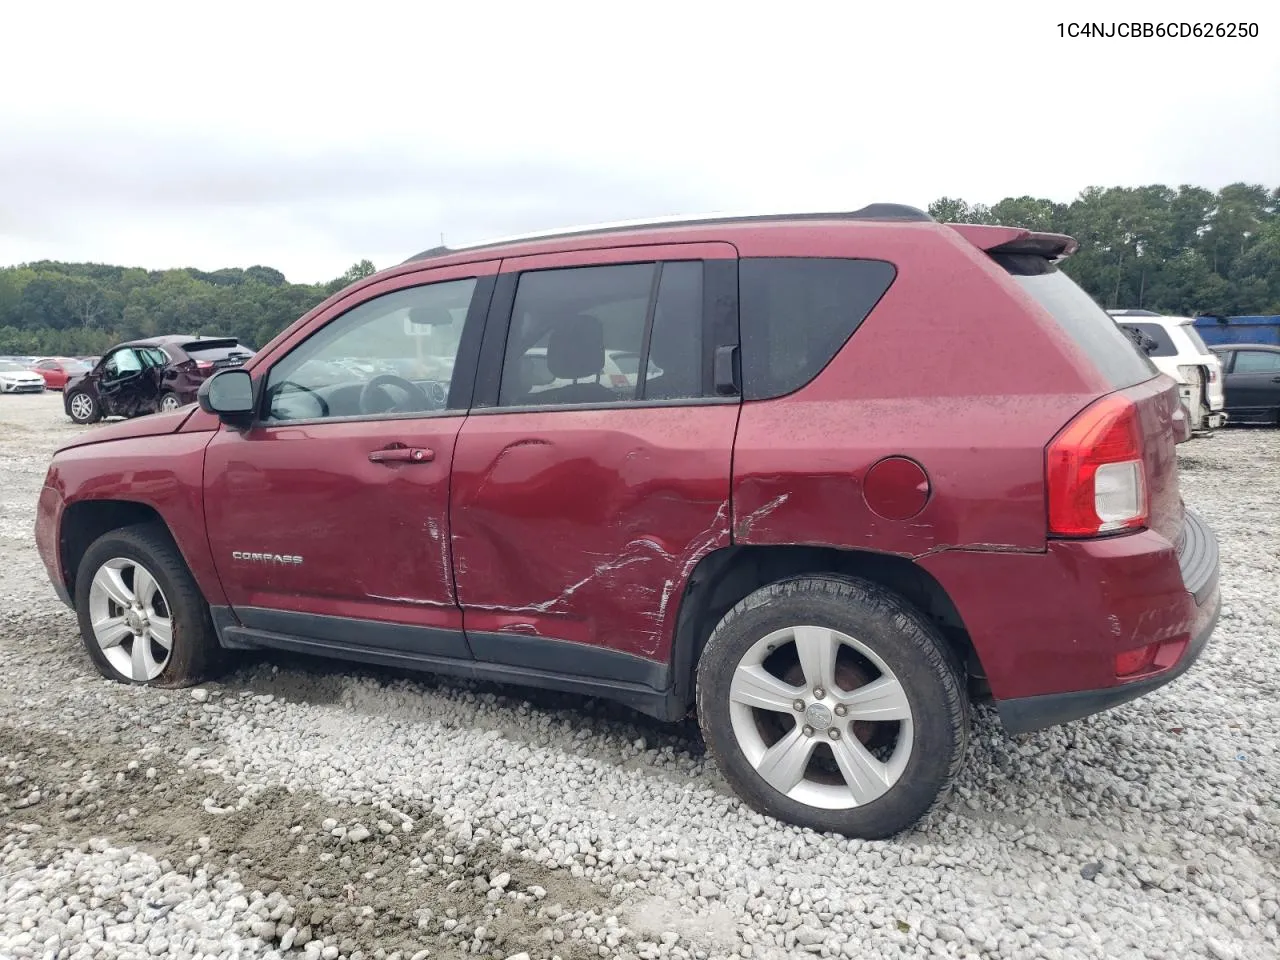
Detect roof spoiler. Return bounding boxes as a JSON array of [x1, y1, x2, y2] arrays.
[[947, 223, 1079, 260]]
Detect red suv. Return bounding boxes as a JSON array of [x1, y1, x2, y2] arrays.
[[34, 206, 1220, 838]]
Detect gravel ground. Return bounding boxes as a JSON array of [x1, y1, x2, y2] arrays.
[[0, 391, 1276, 960]]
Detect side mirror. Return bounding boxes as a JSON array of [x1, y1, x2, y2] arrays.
[[198, 369, 254, 424]]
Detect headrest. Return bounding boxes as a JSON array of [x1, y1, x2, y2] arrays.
[[545, 314, 604, 381]]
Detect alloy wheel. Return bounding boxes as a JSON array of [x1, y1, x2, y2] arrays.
[[70, 394, 94, 421], [87, 557, 173, 682], [728, 625, 914, 810]]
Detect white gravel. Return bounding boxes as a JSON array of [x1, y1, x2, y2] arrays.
[[1, 393, 1277, 960]]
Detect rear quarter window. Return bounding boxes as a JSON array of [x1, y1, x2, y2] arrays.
[[995, 254, 1157, 389], [739, 258, 896, 400]]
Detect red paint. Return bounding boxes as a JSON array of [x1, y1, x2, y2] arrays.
[[32, 213, 1215, 718], [37, 430, 226, 606], [862, 457, 930, 521], [919, 529, 1214, 700], [32, 358, 88, 390], [451, 405, 736, 658]]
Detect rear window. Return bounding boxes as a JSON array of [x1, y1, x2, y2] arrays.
[[1118, 321, 1176, 357], [995, 254, 1157, 388], [1181, 324, 1210, 353], [739, 258, 897, 400], [182, 341, 254, 361]]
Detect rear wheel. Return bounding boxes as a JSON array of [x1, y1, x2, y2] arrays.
[[74, 524, 221, 687], [67, 391, 100, 424], [696, 575, 969, 838]]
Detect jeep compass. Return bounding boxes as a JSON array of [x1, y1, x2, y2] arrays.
[[34, 205, 1220, 838]]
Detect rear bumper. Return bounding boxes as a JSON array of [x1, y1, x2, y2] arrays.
[[995, 576, 1219, 734], [919, 509, 1222, 734]]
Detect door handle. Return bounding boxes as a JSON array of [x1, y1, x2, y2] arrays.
[[368, 447, 434, 464]]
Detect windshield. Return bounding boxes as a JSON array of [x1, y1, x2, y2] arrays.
[[994, 254, 1157, 388], [0, 361, 28, 372]]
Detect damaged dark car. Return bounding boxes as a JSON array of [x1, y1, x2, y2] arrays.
[[64, 335, 255, 423]]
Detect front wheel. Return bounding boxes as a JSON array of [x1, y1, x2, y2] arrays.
[[696, 575, 969, 838], [74, 523, 221, 687], [158, 391, 183, 413], [67, 391, 100, 424]]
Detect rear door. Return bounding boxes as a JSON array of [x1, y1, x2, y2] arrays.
[[1225, 349, 1280, 418], [450, 243, 739, 684]]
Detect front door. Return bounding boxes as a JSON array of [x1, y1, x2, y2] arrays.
[[450, 243, 741, 686], [204, 263, 496, 658], [98, 347, 161, 416], [1225, 348, 1280, 420]]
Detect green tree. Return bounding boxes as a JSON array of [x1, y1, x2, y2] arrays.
[[326, 259, 378, 295]]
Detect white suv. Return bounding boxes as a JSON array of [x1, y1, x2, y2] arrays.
[[1109, 310, 1226, 433]]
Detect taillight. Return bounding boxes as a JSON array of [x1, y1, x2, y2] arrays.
[[1047, 393, 1148, 537], [196, 361, 214, 373]]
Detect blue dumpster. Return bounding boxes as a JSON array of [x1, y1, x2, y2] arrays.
[[1193, 315, 1280, 347]]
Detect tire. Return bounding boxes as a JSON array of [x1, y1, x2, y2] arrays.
[[67, 391, 101, 424], [158, 392, 183, 413], [696, 575, 969, 839], [74, 523, 221, 688]]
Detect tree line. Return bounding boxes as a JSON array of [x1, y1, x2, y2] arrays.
[[2, 182, 1277, 356], [0, 260, 376, 356], [928, 183, 1279, 318]]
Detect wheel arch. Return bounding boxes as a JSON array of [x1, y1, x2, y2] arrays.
[[60, 500, 183, 599], [668, 545, 984, 715]]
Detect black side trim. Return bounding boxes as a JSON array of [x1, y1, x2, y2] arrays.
[[466, 631, 669, 691], [448, 273, 496, 412], [471, 272, 517, 409], [219, 626, 682, 721], [233, 607, 471, 659], [1177, 508, 1219, 606], [210, 605, 240, 638], [51, 579, 72, 608], [996, 582, 1220, 735], [703, 258, 740, 398]]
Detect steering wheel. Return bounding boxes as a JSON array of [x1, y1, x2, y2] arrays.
[[359, 374, 431, 415]]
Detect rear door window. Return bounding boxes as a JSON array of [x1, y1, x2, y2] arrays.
[[738, 258, 896, 400], [995, 254, 1157, 388], [497, 260, 707, 407]]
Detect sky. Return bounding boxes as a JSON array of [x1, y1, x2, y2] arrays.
[[2, 0, 1278, 284]]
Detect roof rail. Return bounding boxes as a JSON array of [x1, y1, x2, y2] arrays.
[[402, 203, 934, 264]]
